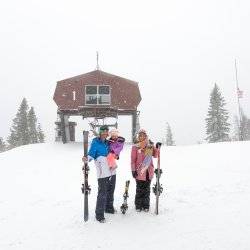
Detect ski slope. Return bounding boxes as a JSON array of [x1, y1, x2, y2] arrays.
[[0, 141, 250, 250]]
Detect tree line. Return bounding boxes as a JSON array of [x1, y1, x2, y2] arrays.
[[0, 98, 45, 153]]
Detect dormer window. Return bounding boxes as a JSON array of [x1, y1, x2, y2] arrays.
[[85, 85, 110, 105]]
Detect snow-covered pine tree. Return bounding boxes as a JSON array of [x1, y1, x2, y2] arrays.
[[232, 115, 240, 141], [240, 112, 250, 141], [247, 119, 250, 140], [7, 98, 30, 148], [28, 107, 38, 144], [0, 137, 6, 152], [166, 122, 175, 146], [205, 83, 230, 143], [37, 123, 45, 143], [7, 117, 19, 149]]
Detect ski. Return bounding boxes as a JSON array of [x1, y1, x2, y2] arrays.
[[120, 180, 130, 214], [153, 144, 163, 215], [81, 130, 91, 222]]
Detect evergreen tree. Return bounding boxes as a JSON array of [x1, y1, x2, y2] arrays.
[[232, 115, 240, 141], [28, 107, 38, 144], [7, 98, 30, 148], [0, 137, 6, 152], [165, 122, 175, 146], [37, 123, 45, 143], [205, 84, 230, 143], [240, 112, 250, 141], [7, 117, 20, 148], [247, 119, 250, 140]]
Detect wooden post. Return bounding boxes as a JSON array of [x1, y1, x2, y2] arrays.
[[64, 115, 70, 142], [69, 122, 77, 141], [60, 113, 67, 144]]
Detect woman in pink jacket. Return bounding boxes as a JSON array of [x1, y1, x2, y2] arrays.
[[131, 129, 160, 212]]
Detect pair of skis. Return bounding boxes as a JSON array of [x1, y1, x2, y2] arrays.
[[153, 145, 163, 215], [81, 131, 91, 222], [120, 180, 130, 214]]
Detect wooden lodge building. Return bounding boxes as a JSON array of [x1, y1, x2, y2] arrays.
[[53, 69, 141, 143]]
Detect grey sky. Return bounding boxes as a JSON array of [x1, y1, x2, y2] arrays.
[[1, 0, 249, 144]]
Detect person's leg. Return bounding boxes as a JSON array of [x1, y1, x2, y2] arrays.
[[95, 177, 109, 221], [135, 180, 144, 210], [107, 153, 116, 168], [142, 180, 151, 210], [106, 175, 116, 213]]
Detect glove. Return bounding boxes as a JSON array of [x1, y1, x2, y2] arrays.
[[156, 142, 162, 149], [132, 171, 138, 178], [149, 139, 154, 145], [82, 156, 88, 163]]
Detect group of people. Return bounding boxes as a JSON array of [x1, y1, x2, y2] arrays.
[[82, 125, 161, 223]]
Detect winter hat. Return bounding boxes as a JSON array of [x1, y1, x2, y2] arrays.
[[138, 128, 147, 136], [99, 125, 109, 135], [110, 128, 119, 137]]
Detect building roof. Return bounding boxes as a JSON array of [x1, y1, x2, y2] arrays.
[[57, 69, 139, 86]]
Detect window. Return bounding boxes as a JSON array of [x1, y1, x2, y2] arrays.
[[85, 85, 110, 105], [99, 86, 109, 94], [86, 86, 97, 95]]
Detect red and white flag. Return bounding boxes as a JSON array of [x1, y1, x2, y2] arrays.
[[237, 88, 243, 98]]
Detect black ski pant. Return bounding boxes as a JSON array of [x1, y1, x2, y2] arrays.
[[106, 174, 116, 212], [135, 179, 151, 210], [95, 175, 116, 220]]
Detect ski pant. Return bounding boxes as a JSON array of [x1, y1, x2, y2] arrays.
[[106, 174, 116, 212], [135, 179, 151, 209], [95, 175, 116, 220]]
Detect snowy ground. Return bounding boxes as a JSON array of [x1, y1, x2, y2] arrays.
[[0, 141, 250, 250]]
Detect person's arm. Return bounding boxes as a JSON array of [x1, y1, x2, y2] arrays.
[[152, 146, 159, 158], [83, 139, 97, 162], [115, 140, 125, 157], [131, 146, 138, 178], [131, 146, 137, 171], [152, 142, 162, 158]]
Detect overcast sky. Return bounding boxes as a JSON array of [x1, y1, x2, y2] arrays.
[[1, 0, 250, 145]]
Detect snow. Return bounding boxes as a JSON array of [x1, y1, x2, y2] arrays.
[[0, 141, 250, 250]]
